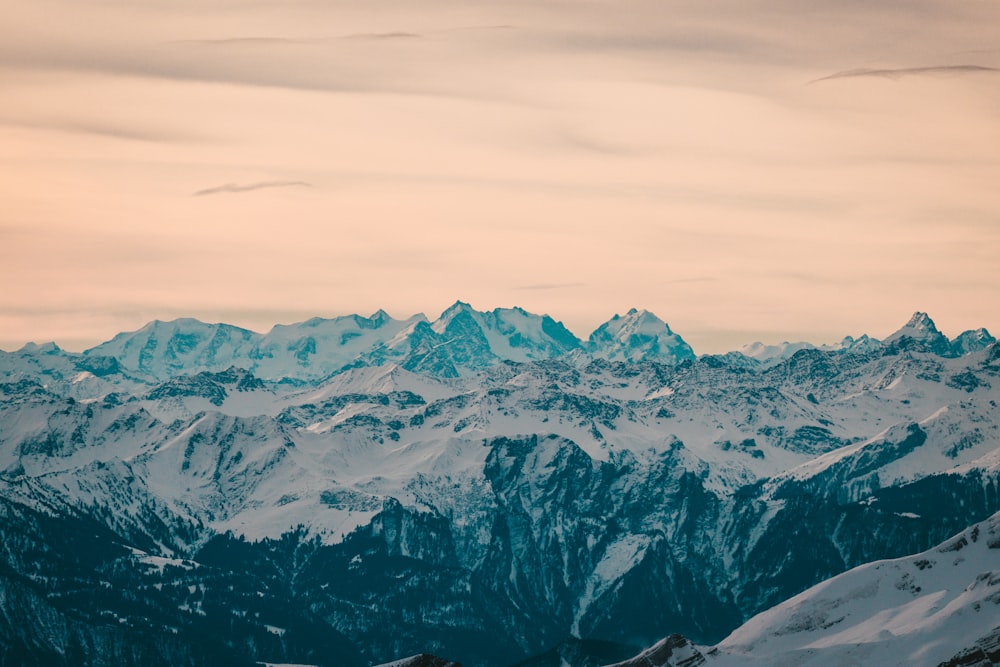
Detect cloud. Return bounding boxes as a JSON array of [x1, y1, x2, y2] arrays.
[[0, 39, 507, 103], [173, 27, 506, 46], [440, 25, 515, 33], [553, 128, 637, 156], [810, 64, 999, 84], [193, 181, 312, 197], [174, 33, 421, 46], [170, 37, 325, 47], [0, 117, 195, 143], [344, 32, 421, 40]]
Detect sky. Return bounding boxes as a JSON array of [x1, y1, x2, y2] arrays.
[[2, 0, 999, 354]]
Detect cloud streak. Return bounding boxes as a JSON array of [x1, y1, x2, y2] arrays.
[[193, 181, 312, 197], [438, 25, 515, 33], [0, 117, 195, 143], [810, 64, 999, 84], [174, 32, 421, 46], [344, 32, 421, 40]]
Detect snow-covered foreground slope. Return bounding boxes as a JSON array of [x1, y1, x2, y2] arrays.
[[717, 509, 1000, 665], [0, 310, 998, 666], [614, 511, 1000, 667]]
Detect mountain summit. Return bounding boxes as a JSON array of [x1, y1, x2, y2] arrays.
[[86, 318, 259, 379], [588, 308, 695, 363], [885, 311, 992, 358], [884, 312, 948, 351], [430, 302, 582, 366]]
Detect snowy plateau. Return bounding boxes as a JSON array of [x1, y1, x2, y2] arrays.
[[0, 304, 998, 666]]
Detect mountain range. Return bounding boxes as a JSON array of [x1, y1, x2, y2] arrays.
[[20, 303, 694, 383], [0, 305, 997, 666], [10, 306, 991, 385]]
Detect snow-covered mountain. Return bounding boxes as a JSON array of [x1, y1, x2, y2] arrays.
[[253, 309, 428, 379], [429, 302, 582, 363], [738, 311, 989, 367], [613, 510, 1000, 667], [883, 311, 952, 356], [0, 308, 997, 666], [831, 333, 883, 355], [6, 308, 991, 384], [587, 309, 695, 363], [81, 310, 429, 382], [52, 304, 686, 382], [951, 328, 997, 357], [85, 317, 260, 380], [737, 340, 816, 365]]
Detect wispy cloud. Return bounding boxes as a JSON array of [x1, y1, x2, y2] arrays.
[[171, 33, 421, 48], [170, 37, 322, 46], [440, 25, 515, 33], [810, 64, 999, 84], [172, 27, 506, 46], [0, 117, 194, 143], [344, 32, 420, 40], [1, 43, 502, 102], [193, 181, 312, 197], [553, 128, 636, 156]]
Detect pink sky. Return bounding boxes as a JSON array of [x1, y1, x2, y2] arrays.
[[2, 0, 999, 353]]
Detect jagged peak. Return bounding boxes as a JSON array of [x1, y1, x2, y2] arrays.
[[602, 308, 663, 326], [368, 308, 392, 325], [591, 308, 676, 338], [623, 307, 661, 321], [89, 317, 254, 351], [738, 340, 815, 365], [632, 308, 670, 331], [432, 301, 483, 336], [831, 333, 882, 353], [281, 311, 425, 332], [588, 309, 694, 362], [952, 327, 993, 342], [902, 311, 939, 332], [131, 317, 254, 337], [441, 300, 475, 316], [884, 311, 951, 355], [17, 341, 62, 354], [145, 316, 214, 328], [950, 327, 996, 356]]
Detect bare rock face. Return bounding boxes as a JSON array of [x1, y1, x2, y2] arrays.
[[937, 626, 1000, 667], [603, 634, 706, 667], [375, 654, 464, 667]]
